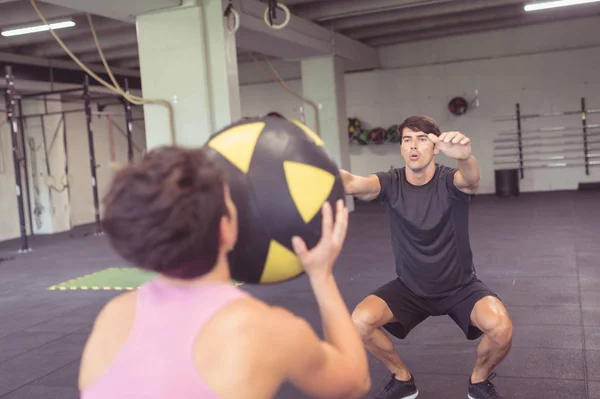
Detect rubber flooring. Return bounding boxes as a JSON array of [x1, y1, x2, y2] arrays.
[[0, 190, 598, 399]]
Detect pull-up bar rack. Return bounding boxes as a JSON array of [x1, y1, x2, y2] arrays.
[[3, 65, 139, 252], [4, 66, 30, 253], [493, 97, 599, 178]]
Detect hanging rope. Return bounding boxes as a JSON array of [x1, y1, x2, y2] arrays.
[[108, 113, 116, 164], [29, 0, 176, 145], [248, 51, 321, 136]]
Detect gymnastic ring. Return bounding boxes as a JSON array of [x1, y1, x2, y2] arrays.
[[225, 7, 240, 34], [264, 2, 291, 30]]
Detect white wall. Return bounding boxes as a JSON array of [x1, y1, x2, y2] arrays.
[[0, 96, 146, 243], [238, 16, 600, 195]]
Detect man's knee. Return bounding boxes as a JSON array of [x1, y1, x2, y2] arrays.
[[487, 315, 513, 349], [481, 310, 513, 348], [352, 296, 393, 340], [473, 297, 513, 348], [352, 308, 376, 339]]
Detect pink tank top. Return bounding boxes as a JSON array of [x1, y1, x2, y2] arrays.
[[81, 278, 249, 399]]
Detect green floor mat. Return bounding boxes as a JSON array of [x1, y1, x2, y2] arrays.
[[48, 267, 157, 291], [48, 267, 243, 291]]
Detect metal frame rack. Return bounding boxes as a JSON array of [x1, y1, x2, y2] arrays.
[[493, 97, 600, 179], [3, 65, 139, 252]]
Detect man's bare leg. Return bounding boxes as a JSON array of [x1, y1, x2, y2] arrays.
[[470, 296, 513, 384], [352, 295, 411, 381]]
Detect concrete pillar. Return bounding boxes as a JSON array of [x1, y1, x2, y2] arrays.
[[136, 0, 241, 150], [301, 56, 354, 211]]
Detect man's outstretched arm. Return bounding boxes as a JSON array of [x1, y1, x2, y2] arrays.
[[339, 170, 381, 201], [455, 154, 480, 194], [428, 131, 480, 195]]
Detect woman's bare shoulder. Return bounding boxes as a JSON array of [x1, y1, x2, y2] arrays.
[[78, 291, 138, 390], [193, 295, 314, 399]]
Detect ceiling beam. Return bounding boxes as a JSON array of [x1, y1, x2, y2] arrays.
[[19, 27, 136, 58], [345, 4, 523, 41], [0, 76, 142, 97], [368, 18, 523, 47], [0, 16, 127, 49], [282, 0, 330, 5], [236, 52, 261, 63], [0, 51, 140, 77], [235, 0, 380, 68], [79, 46, 138, 63], [30, 0, 182, 23], [0, 1, 80, 29], [114, 56, 140, 69], [293, 0, 452, 22], [366, 6, 600, 47], [323, 0, 529, 31]]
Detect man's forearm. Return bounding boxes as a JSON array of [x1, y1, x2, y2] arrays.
[[457, 155, 480, 187], [339, 169, 379, 200], [339, 169, 355, 195]]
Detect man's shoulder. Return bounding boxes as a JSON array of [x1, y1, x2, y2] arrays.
[[436, 163, 458, 176], [433, 164, 459, 187], [435, 164, 472, 201], [374, 166, 404, 176], [376, 167, 405, 183], [371, 167, 404, 193]]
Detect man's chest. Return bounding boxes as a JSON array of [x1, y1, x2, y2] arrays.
[[388, 187, 452, 232]]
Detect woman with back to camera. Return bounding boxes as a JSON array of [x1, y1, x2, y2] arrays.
[[78, 146, 371, 399]]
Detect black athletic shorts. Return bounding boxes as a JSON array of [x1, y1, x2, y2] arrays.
[[371, 277, 500, 341]]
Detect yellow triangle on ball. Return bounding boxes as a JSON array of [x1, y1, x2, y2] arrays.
[[260, 240, 303, 283], [283, 161, 335, 223], [291, 120, 324, 147], [207, 122, 264, 174]]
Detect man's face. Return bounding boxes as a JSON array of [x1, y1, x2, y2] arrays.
[[400, 128, 439, 172]]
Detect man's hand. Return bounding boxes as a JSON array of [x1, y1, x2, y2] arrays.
[[428, 132, 472, 160]]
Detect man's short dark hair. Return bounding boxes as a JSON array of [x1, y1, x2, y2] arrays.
[[102, 146, 228, 279], [399, 115, 441, 139]]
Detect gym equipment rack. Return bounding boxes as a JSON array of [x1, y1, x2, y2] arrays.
[[493, 97, 600, 178], [3, 65, 139, 252]]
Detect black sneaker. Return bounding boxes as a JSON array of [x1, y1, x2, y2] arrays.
[[468, 372, 502, 399], [375, 373, 418, 399]]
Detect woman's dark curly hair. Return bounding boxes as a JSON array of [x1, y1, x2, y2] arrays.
[[102, 146, 229, 279]]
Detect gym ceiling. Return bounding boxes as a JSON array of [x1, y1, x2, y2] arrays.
[[0, 0, 599, 87]]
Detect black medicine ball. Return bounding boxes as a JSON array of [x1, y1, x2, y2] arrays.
[[204, 116, 345, 284]]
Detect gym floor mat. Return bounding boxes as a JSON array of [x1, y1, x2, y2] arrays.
[[2, 192, 597, 399], [47, 267, 244, 291], [47, 267, 157, 291]]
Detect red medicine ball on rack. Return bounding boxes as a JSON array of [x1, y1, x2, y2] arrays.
[[448, 97, 468, 116]]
